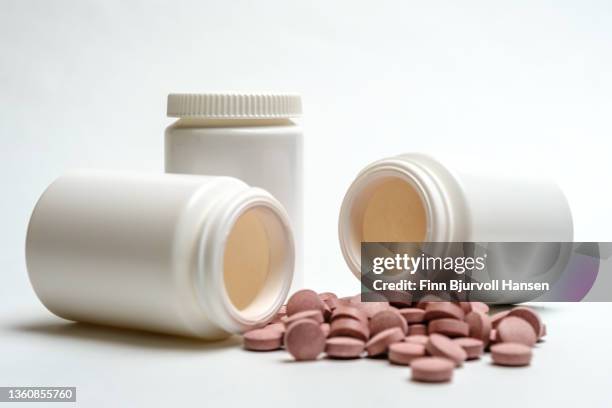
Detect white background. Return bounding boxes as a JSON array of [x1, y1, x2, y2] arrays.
[[1, 1, 611, 407]]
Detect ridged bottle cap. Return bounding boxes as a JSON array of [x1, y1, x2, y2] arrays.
[[167, 93, 302, 119]]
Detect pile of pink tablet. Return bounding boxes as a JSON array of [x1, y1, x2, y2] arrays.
[[243, 290, 546, 383]]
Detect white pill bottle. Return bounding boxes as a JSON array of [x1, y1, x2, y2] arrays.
[[26, 171, 294, 339], [165, 93, 303, 293], [338, 153, 574, 303]]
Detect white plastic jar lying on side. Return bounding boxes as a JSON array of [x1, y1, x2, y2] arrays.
[[26, 171, 294, 340], [338, 153, 574, 280], [165, 93, 303, 293]]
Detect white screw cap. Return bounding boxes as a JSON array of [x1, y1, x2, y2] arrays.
[[167, 93, 302, 119]]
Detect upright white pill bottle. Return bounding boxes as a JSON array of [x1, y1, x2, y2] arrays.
[[26, 171, 294, 339], [165, 93, 303, 293]]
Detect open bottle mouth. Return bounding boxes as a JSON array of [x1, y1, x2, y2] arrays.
[[198, 188, 295, 334], [222, 204, 293, 322], [339, 168, 432, 279]]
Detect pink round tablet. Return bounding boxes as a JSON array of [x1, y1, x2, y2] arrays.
[[329, 317, 370, 341], [491, 342, 532, 366], [282, 309, 324, 326], [464, 311, 492, 346], [284, 319, 326, 361], [496, 316, 537, 347], [408, 324, 427, 336], [404, 335, 429, 346], [388, 342, 426, 365], [265, 322, 286, 334], [286, 289, 326, 316], [453, 337, 484, 360], [325, 337, 365, 359], [366, 327, 405, 357], [411, 357, 455, 383], [399, 308, 426, 324], [369, 309, 408, 336], [508, 307, 543, 339], [243, 328, 283, 351], [428, 318, 469, 338], [319, 292, 341, 310], [426, 333, 468, 366], [490, 310, 511, 328], [424, 302, 465, 321], [331, 306, 368, 325]]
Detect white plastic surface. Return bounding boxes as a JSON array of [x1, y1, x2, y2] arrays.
[[338, 153, 574, 288], [25, 171, 294, 339]]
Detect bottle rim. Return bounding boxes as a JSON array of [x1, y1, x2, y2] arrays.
[[196, 187, 295, 334], [338, 153, 463, 280]]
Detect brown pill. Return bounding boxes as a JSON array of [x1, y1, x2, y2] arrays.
[[491, 342, 532, 366], [490, 310, 510, 328], [408, 324, 427, 336], [320, 323, 330, 338], [424, 302, 465, 321], [325, 337, 365, 359], [331, 306, 368, 325], [284, 319, 326, 361], [404, 335, 429, 346], [428, 318, 469, 338], [286, 289, 326, 316], [329, 317, 370, 341], [496, 316, 537, 347], [369, 309, 408, 336], [464, 311, 492, 345], [282, 310, 324, 326], [411, 357, 455, 383], [366, 327, 405, 357], [399, 308, 425, 324], [508, 307, 543, 339], [453, 337, 484, 360], [243, 328, 283, 351], [426, 333, 468, 366]]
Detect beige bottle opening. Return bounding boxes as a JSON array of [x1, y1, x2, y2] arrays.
[[223, 206, 289, 319], [340, 174, 430, 279], [361, 178, 428, 242]]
